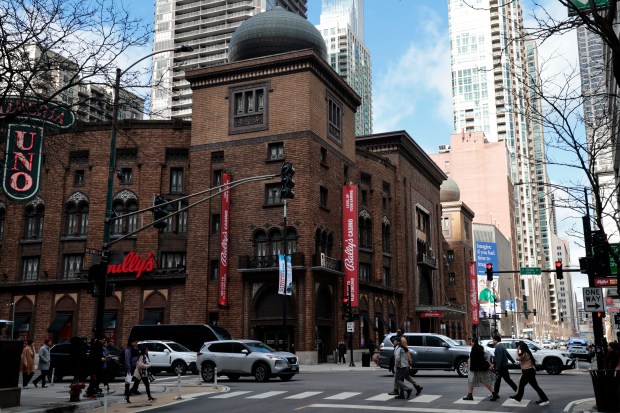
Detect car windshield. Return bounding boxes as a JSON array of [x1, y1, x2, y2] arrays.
[[167, 342, 190, 352], [245, 342, 276, 353], [527, 342, 540, 351], [445, 338, 461, 346]]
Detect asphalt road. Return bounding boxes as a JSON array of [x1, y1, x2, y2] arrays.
[[140, 364, 594, 413]]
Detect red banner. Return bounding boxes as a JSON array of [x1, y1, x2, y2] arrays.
[[218, 173, 231, 306], [469, 262, 479, 325], [342, 185, 358, 307], [595, 277, 618, 287]]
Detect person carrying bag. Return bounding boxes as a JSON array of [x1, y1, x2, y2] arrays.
[[127, 346, 156, 403]]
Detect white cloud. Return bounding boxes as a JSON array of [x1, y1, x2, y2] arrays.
[[372, 7, 452, 133]]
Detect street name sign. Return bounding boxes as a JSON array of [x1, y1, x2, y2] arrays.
[[520, 267, 541, 275], [583, 287, 605, 312]]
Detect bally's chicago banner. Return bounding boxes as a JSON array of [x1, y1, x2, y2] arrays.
[[218, 173, 231, 306], [342, 184, 358, 307]]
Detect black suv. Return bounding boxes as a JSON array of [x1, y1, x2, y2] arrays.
[[50, 341, 124, 382], [379, 332, 470, 377]]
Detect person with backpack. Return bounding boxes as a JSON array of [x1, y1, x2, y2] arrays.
[[463, 337, 499, 401]]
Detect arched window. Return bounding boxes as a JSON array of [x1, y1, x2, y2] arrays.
[[64, 193, 89, 237], [314, 229, 334, 256], [254, 230, 267, 256], [286, 228, 297, 254], [382, 218, 391, 253], [110, 190, 138, 236], [358, 211, 372, 248], [23, 197, 45, 240], [269, 229, 282, 256]]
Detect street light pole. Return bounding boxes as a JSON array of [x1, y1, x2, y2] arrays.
[[95, 45, 193, 338]]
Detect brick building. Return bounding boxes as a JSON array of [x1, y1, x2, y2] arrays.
[[0, 7, 459, 364]]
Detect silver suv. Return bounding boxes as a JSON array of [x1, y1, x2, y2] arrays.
[[138, 340, 198, 375], [379, 333, 470, 377], [198, 339, 299, 382], [480, 338, 575, 375]]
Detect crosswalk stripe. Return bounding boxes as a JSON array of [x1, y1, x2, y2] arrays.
[[365, 393, 396, 401], [246, 391, 288, 399], [324, 392, 361, 400], [452, 396, 484, 404], [502, 398, 531, 407], [409, 394, 440, 403], [284, 391, 323, 399], [210, 391, 252, 399]]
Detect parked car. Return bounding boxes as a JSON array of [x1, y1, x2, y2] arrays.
[[129, 324, 232, 352], [566, 338, 594, 362], [50, 340, 124, 382], [451, 339, 467, 346], [197, 339, 299, 382], [378, 333, 470, 377], [138, 340, 198, 375], [480, 338, 575, 375]]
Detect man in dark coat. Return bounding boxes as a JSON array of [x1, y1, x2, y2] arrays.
[[492, 335, 517, 395]]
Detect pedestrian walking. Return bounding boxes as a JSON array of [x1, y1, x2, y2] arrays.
[[127, 346, 156, 403], [392, 335, 413, 399], [492, 335, 517, 396], [86, 337, 104, 398], [32, 339, 51, 388], [337, 341, 346, 364], [463, 337, 498, 401], [20, 340, 36, 387], [388, 337, 423, 396], [604, 342, 620, 370], [124, 338, 141, 402], [511, 341, 549, 406], [100, 339, 112, 392]]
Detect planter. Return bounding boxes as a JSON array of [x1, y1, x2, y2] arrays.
[[589, 370, 620, 412]]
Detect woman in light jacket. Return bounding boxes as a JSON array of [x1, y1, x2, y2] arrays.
[[20, 340, 36, 387], [127, 346, 155, 403], [511, 341, 549, 406]]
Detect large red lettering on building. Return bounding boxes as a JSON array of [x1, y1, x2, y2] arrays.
[[107, 252, 156, 279]]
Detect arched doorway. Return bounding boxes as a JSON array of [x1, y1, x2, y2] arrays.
[[50, 295, 76, 343], [252, 285, 296, 352], [13, 297, 34, 341], [142, 291, 167, 325], [104, 295, 121, 344], [314, 284, 334, 363]]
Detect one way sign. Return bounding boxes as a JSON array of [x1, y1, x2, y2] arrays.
[[583, 287, 605, 312]]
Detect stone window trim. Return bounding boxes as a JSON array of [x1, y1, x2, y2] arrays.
[[228, 81, 270, 135], [326, 93, 343, 145]]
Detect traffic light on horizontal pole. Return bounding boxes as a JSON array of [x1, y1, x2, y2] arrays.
[[486, 263, 493, 281], [555, 260, 563, 280]]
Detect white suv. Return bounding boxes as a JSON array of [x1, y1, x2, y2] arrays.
[[481, 338, 575, 375], [138, 340, 198, 375]]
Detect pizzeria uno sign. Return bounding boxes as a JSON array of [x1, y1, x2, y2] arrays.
[[1, 97, 75, 202]]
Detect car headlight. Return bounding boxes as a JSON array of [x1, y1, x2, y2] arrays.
[[274, 359, 287, 366]]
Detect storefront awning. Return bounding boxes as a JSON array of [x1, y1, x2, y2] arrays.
[[47, 314, 72, 333]]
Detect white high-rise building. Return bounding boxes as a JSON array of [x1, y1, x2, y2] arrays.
[[150, 0, 307, 121], [316, 0, 372, 135]]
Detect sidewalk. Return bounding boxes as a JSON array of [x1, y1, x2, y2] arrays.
[[0, 363, 593, 413]]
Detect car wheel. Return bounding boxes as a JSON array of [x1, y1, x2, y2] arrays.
[[254, 362, 271, 382], [279, 375, 293, 381], [172, 360, 187, 376], [456, 358, 469, 377], [408, 369, 418, 376], [544, 358, 563, 375], [201, 363, 216, 382], [227, 374, 240, 381]]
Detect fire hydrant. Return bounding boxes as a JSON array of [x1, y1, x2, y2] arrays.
[[69, 382, 86, 402]]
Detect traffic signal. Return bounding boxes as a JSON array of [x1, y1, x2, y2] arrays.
[[486, 263, 493, 281], [592, 230, 611, 276], [523, 299, 528, 319], [280, 162, 295, 199], [532, 309, 537, 317], [555, 260, 564, 280], [153, 195, 169, 229], [559, 311, 564, 322], [87, 262, 108, 297], [342, 295, 352, 321]]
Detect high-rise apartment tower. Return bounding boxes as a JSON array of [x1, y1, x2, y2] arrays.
[[150, 0, 307, 120]]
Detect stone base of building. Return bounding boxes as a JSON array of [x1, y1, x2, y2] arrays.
[[0, 387, 21, 408]]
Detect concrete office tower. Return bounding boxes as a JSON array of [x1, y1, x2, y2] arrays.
[[448, 0, 555, 270], [316, 0, 372, 135], [150, 0, 308, 121], [578, 26, 617, 241]]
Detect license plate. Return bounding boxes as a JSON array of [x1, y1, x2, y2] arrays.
[[291, 365, 298, 371]]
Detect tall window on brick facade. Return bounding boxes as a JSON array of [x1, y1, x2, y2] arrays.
[[327, 95, 342, 143], [382, 221, 391, 253], [210, 260, 219, 281], [265, 184, 282, 205], [229, 82, 268, 134], [170, 168, 184, 193], [213, 170, 223, 188], [74, 170, 85, 186], [22, 257, 40, 281], [268, 142, 284, 160], [119, 168, 132, 184], [64, 193, 89, 237], [62, 254, 83, 279], [359, 262, 371, 282], [162, 201, 188, 234], [383, 266, 391, 287], [315, 229, 334, 256], [23, 202, 44, 240], [111, 191, 138, 236], [358, 212, 372, 249], [161, 252, 186, 269], [211, 214, 220, 234], [319, 186, 328, 208]]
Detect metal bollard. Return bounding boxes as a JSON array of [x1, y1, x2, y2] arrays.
[[214, 367, 218, 389], [50, 368, 55, 386], [175, 373, 182, 400], [103, 392, 108, 413]]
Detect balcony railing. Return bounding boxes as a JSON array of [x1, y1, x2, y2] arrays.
[[417, 252, 438, 269], [311, 253, 341, 272], [238, 252, 305, 270]]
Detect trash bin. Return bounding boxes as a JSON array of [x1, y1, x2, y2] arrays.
[[589, 370, 620, 412], [362, 352, 371, 367]]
